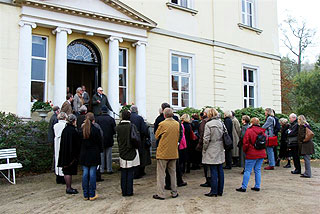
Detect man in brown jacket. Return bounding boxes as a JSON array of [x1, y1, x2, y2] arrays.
[[61, 93, 73, 115], [153, 108, 180, 200]]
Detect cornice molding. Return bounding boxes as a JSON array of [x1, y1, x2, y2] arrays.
[[13, 0, 157, 30]]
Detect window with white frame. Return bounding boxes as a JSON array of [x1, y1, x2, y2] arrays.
[[119, 48, 128, 105], [243, 67, 257, 108], [171, 54, 191, 108], [31, 35, 47, 102], [241, 0, 255, 27], [171, 0, 189, 8]]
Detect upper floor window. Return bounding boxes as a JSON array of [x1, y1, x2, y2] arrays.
[[241, 0, 255, 27], [31, 35, 47, 102], [171, 0, 189, 8], [119, 48, 128, 106], [243, 67, 257, 108], [171, 54, 192, 108]]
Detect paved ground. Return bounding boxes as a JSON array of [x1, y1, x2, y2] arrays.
[[0, 160, 320, 214]]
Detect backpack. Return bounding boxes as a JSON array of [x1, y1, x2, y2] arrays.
[[254, 132, 267, 150], [273, 117, 281, 136]]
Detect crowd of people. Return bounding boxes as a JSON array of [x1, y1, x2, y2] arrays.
[[47, 87, 316, 201]]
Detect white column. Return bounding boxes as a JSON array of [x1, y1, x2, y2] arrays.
[[105, 36, 123, 115], [52, 27, 72, 107], [133, 41, 147, 118], [17, 21, 36, 118]]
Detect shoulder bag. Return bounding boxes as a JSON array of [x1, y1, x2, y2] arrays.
[[221, 121, 233, 150], [304, 126, 314, 143], [130, 124, 141, 149]]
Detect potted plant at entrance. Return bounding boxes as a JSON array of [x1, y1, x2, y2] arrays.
[[31, 101, 53, 120]]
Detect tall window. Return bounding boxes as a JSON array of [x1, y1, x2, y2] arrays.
[[241, 0, 255, 27], [31, 35, 47, 102], [119, 48, 128, 105], [243, 67, 257, 108], [171, 0, 188, 8], [171, 54, 191, 108]]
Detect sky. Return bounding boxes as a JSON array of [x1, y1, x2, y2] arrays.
[[278, 0, 320, 63]]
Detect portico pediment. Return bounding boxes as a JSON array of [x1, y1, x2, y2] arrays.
[[14, 0, 157, 29]]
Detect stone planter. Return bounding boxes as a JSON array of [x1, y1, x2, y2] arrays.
[[35, 109, 50, 120]]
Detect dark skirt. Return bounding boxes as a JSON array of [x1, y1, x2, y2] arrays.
[[279, 141, 291, 158], [62, 161, 78, 175]]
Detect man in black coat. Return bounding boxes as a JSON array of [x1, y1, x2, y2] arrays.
[[287, 113, 301, 174], [95, 106, 116, 174], [130, 105, 151, 179], [48, 106, 60, 171], [154, 103, 186, 188], [92, 87, 113, 116]]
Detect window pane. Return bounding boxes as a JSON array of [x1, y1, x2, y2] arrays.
[[247, 2, 252, 15], [244, 85, 247, 97], [249, 99, 254, 107], [119, 87, 126, 105], [244, 99, 247, 108], [172, 92, 178, 106], [31, 59, 46, 81], [172, 56, 179, 72], [181, 0, 187, 7], [172, 75, 179, 91], [181, 77, 189, 91], [248, 70, 254, 82], [182, 92, 189, 107], [243, 69, 247, 81], [31, 81, 45, 102], [171, 0, 178, 4], [249, 86, 254, 98], [242, 14, 246, 24], [242, 0, 246, 12], [181, 58, 189, 73], [32, 36, 46, 58], [119, 68, 126, 87], [119, 49, 127, 67]]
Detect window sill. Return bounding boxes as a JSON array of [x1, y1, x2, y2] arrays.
[[238, 23, 263, 35], [166, 2, 198, 16]]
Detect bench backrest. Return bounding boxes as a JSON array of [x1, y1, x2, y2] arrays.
[[0, 148, 17, 160]]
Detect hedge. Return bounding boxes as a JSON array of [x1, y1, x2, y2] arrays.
[[0, 112, 52, 173]]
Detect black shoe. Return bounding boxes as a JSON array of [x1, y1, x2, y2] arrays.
[[66, 189, 78, 194], [204, 192, 217, 197], [283, 164, 291, 168], [218, 193, 223, 196], [251, 187, 260, 191], [291, 170, 301, 174], [223, 166, 232, 170], [236, 187, 246, 192], [178, 182, 187, 187], [275, 160, 280, 167], [172, 193, 179, 198], [96, 178, 104, 182], [200, 182, 211, 187], [106, 171, 113, 175], [186, 170, 190, 174], [71, 188, 79, 194], [153, 195, 165, 200], [300, 175, 311, 178], [164, 186, 171, 190]]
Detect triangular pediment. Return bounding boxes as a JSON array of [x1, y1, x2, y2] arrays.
[[14, 0, 157, 29]]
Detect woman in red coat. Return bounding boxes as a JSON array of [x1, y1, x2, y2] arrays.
[[236, 117, 267, 192]]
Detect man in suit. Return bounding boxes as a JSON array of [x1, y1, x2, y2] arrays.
[[61, 93, 73, 115], [92, 87, 113, 116], [82, 85, 90, 108]]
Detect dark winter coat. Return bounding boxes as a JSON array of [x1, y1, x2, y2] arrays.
[[243, 125, 267, 159], [298, 124, 315, 155], [116, 121, 137, 161], [79, 124, 103, 166], [48, 113, 58, 143], [279, 124, 290, 158], [224, 117, 233, 142], [57, 123, 80, 167], [76, 114, 86, 131], [92, 93, 113, 116], [130, 112, 151, 166], [287, 119, 299, 147], [96, 113, 116, 148]]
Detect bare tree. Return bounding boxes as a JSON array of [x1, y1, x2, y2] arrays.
[[281, 16, 316, 73]]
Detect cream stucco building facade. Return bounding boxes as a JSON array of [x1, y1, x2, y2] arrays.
[[0, 0, 281, 122]]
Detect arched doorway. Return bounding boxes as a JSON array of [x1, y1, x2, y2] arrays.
[[67, 39, 101, 110]]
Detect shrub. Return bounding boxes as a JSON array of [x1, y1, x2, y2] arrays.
[[31, 101, 53, 112], [176, 107, 201, 117], [0, 112, 52, 173]]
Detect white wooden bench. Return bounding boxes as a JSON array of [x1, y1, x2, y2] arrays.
[[0, 148, 23, 184]]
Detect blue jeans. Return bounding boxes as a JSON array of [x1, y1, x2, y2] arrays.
[[267, 147, 275, 167], [209, 164, 224, 195], [101, 147, 113, 173], [242, 158, 263, 189], [82, 166, 97, 198], [121, 167, 134, 196]]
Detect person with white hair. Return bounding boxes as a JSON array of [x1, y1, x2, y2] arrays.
[[92, 87, 113, 116], [287, 113, 301, 175]]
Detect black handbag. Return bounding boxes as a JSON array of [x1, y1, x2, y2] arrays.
[[221, 121, 233, 150], [130, 124, 141, 149]]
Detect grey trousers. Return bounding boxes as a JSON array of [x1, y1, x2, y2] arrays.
[[100, 147, 113, 173], [157, 159, 178, 198], [303, 155, 311, 177]]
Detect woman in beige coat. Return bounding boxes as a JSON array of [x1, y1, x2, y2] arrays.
[[202, 108, 225, 197]]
